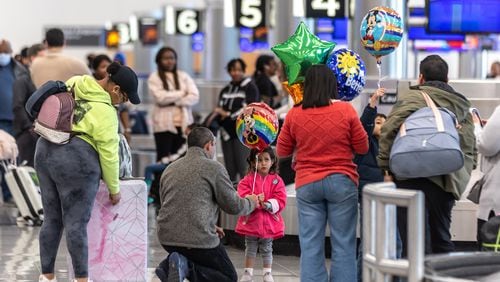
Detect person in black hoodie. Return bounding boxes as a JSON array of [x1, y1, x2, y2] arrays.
[[355, 88, 386, 189], [206, 58, 259, 182], [254, 55, 278, 108], [354, 88, 400, 282]]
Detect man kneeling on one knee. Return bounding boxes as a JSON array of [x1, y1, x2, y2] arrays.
[[156, 127, 259, 282]]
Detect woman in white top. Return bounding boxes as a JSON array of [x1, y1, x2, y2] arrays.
[[148, 47, 199, 162], [472, 107, 500, 248]]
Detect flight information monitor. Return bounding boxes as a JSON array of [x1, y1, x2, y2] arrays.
[[427, 0, 500, 34]]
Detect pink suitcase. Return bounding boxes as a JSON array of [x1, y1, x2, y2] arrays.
[[68, 179, 148, 281]]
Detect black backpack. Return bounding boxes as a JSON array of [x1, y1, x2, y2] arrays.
[[25, 80, 67, 119]]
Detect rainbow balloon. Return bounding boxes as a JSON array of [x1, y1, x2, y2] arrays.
[[236, 103, 279, 152], [360, 6, 403, 60]]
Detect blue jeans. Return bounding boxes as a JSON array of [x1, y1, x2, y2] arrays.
[[296, 173, 358, 282], [144, 163, 167, 186]]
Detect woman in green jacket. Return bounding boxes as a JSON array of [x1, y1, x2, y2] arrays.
[[37, 62, 140, 282]]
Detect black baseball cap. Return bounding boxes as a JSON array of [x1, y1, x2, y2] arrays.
[[108, 63, 140, 104]]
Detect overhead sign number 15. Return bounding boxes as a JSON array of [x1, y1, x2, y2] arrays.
[[311, 0, 341, 17], [240, 0, 263, 28]]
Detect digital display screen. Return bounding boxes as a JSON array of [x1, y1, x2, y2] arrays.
[[316, 18, 348, 40], [427, 0, 500, 33], [408, 26, 465, 41]]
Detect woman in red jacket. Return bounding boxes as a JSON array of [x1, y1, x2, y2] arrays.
[[277, 65, 368, 282], [235, 147, 287, 282]]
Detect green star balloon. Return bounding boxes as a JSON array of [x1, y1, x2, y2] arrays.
[[271, 22, 336, 84]]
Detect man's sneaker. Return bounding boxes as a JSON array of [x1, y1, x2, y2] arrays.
[[239, 270, 253, 282], [263, 272, 274, 282], [39, 275, 57, 282], [155, 256, 170, 282], [167, 252, 189, 282]]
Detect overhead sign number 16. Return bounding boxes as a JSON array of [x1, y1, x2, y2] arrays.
[[177, 9, 199, 35]]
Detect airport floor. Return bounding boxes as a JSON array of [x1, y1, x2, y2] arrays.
[[0, 206, 303, 282]]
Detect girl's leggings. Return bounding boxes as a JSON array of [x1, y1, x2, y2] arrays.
[[245, 236, 273, 265]]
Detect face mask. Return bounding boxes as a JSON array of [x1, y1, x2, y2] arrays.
[[0, 53, 11, 67]]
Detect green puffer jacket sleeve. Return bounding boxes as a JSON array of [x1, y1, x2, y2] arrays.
[[377, 90, 426, 170]]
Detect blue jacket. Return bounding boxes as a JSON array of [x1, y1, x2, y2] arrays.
[[0, 60, 28, 121], [354, 106, 383, 188]]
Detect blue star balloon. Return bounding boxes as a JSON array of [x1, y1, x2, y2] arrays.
[[272, 22, 336, 84], [326, 49, 366, 101]]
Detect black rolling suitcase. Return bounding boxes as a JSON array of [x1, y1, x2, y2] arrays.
[[2, 162, 43, 225]]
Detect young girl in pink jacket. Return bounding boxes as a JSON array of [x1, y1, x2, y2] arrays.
[[235, 147, 287, 282]]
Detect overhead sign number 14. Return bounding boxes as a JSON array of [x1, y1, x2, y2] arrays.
[[311, 0, 341, 17]]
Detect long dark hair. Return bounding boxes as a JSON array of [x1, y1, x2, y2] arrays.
[[302, 65, 338, 109], [246, 147, 279, 174], [155, 46, 180, 90]]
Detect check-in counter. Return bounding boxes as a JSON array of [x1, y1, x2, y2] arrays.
[[220, 179, 480, 242]]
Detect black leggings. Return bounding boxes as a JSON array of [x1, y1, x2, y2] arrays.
[[154, 127, 185, 161], [35, 137, 101, 277]]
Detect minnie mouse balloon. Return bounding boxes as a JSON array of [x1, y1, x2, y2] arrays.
[[360, 6, 403, 61], [326, 48, 366, 101], [236, 103, 279, 152]]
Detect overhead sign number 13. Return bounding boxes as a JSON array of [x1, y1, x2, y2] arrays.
[[311, 0, 341, 17]]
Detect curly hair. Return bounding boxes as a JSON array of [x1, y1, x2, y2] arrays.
[[246, 147, 279, 174]]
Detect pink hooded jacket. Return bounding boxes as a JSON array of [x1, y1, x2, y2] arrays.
[[235, 172, 287, 239]]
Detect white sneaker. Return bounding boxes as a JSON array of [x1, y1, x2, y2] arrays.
[[39, 275, 57, 282], [239, 270, 253, 282], [263, 272, 274, 282]]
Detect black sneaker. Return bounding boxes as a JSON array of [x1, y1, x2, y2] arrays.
[[167, 252, 189, 282], [155, 256, 170, 282]]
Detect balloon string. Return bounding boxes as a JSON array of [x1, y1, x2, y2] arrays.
[[244, 154, 259, 225], [251, 154, 259, 194], [377, 60, 382, 89]]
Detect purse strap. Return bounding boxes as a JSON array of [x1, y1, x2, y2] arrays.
[[399, 91, 445, 136]]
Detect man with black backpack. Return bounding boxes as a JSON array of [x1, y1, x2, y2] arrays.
[[377, 55, 477, 255]]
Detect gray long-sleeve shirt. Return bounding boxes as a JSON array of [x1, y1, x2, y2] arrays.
[[157, 146, 255, 249]]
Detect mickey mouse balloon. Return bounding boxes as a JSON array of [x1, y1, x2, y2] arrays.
[[360, 6, 403, 62]]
